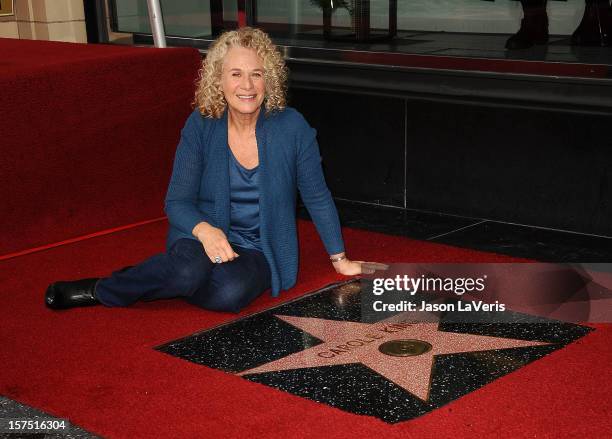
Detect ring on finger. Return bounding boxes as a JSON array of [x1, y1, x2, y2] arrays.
[[214, 255, 222, 264]]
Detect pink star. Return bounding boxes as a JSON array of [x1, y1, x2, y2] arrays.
[[237, 313, 550, 401]]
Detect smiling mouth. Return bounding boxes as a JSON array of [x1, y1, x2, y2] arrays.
[[237, 95, 256, 100]]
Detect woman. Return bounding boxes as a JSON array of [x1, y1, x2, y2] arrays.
[[45, 27, 384, 313]]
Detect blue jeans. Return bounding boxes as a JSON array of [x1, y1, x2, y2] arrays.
[[95, 238, 271, 312]]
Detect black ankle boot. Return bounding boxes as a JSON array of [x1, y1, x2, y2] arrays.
[[506, 0, 549, 49], [571, 0, 611, 46], [45, 278, 100, 310]]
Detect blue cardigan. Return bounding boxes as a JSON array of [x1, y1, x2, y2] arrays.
[[164, 106, 345, 296]]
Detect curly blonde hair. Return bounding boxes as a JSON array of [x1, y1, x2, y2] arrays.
[[194, 27, 288, 118]]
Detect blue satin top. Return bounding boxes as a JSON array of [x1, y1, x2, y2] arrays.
[[227, 147, 261, 251]]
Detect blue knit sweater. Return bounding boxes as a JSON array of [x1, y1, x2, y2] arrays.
[[164, 106, 345, 296]]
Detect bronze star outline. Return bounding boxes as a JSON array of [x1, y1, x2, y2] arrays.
[[237, 313, 550, 401]]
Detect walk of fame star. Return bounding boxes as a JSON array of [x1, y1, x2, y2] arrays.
[[237, 313, 549, 401], [156, 280, 593, 423]]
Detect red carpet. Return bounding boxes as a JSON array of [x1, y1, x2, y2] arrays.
[[0, 38, 200, 256], [1, 220, 609, 438]]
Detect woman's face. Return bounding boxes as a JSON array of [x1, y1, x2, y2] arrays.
[[221, 46, 266, 117]]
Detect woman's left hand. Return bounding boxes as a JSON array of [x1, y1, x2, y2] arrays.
[[332, 258, 388, 276]]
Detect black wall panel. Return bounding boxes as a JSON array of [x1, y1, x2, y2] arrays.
[[291, 89, 405, 207], [290, 87, 612, 236], [404, 100, 612, 235]]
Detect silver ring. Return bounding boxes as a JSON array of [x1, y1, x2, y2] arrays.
[[214, 256, 222, 264]]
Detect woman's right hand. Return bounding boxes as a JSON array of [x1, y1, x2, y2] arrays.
[[192, 222, 239, 263]]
